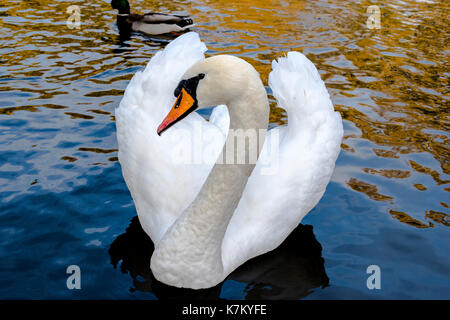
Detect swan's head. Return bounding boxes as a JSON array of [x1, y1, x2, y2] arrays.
[[157, 55, 260, 135]]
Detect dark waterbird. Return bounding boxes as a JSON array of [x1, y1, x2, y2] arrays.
[[111, 0, 194, 36]]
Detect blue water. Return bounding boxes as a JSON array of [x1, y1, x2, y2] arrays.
[[0, 0, 449, 299]]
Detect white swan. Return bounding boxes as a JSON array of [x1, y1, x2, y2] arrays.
[[115, 32, 343, 289]]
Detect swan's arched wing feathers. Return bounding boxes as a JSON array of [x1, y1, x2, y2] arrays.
[[222, 51, 343, 274], [116, 33, 224, 243], [269, 52, 338, 131]]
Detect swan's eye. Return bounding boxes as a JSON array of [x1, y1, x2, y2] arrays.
[[173, 73, 205, 98], [174, 82, 184, 97]]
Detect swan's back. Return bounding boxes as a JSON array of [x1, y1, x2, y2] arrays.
[[222, 51, 343, 274]]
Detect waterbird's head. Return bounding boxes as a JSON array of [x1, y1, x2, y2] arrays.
[[111, 0, 130, 14], [157, 55, 261, 135]]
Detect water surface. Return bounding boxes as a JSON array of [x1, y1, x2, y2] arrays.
[[0, 0, 449, 299]]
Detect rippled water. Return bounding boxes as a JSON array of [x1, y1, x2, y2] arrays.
[[0, 0, 449, 299]]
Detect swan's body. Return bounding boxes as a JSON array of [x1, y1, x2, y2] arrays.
[[111, 0, 194, 35], [115, 32, 343, 289]]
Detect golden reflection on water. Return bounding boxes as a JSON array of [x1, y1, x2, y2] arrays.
[[0, 0, 448, 228]]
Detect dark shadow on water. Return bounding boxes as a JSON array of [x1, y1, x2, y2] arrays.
[[109, 216, 329, 300]]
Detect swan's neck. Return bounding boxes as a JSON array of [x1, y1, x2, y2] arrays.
[[151, 85, 269, 289]]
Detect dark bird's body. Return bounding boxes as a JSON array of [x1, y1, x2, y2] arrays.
[[111, 0, 194, 35]]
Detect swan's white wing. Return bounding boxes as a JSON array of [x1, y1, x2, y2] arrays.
[[116, 32, 226, 243], [209, 104, 230, 136], [222, 52, 343, 274]]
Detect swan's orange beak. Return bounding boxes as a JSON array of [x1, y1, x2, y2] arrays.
[[157, 87, 197, 136]]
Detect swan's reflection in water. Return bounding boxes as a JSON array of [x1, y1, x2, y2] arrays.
[[109, 216, 329, 299]]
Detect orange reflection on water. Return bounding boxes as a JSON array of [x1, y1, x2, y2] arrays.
[[0, 0, 448, 228]]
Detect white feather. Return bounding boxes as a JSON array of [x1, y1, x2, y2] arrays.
[[116, 33, 225, 242], [222, 51, 343, 273]]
